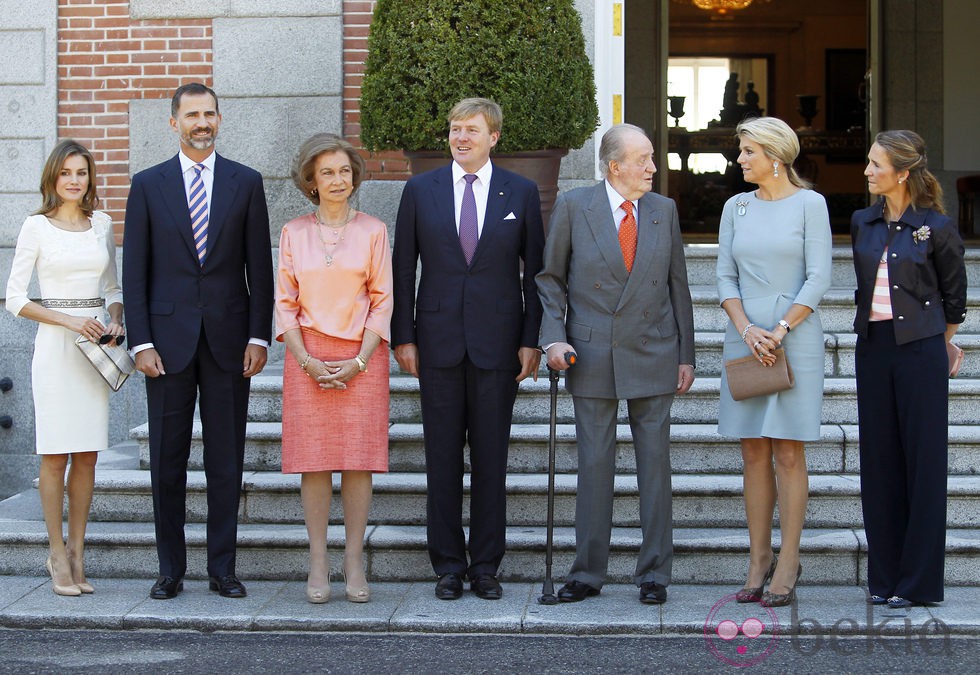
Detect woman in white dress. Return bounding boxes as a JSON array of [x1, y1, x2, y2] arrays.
[[5, 140, 124, 596]]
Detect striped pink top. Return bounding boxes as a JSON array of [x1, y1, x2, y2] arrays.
[[870, 246, 893, 321]]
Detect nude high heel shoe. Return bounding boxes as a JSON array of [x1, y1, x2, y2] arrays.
[[46, 556, 81, 597], [343, 562, 370, 603], [68, 552, 94, 594]]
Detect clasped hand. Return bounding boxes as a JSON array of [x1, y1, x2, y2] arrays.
[[308, 358, 360, 390], [743, 324, 782, 367]]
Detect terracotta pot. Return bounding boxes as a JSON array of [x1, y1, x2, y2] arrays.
[[404, 149, 569, 228]]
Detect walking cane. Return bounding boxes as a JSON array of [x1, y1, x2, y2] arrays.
[[538, 350, 576, 605]]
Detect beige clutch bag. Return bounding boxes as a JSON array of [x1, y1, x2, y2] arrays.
[[724, 347, 795, 401], [948, 341, 964, 378], [75, 335, 135, 392]]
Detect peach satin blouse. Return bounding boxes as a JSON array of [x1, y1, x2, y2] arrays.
[[275, 211, 393, 343]]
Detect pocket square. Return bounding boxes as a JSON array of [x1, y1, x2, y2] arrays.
[[504, 212, 517, 220]]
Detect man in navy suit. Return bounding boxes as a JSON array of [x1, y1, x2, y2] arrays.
[[392, 98, 545, 600], [123, 83, 274, 600]]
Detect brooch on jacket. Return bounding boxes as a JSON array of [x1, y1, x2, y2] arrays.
[[912, 225, 931, 244], [735, 197, 749, 216]]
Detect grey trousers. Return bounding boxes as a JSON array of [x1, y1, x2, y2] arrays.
[[567, 393, 674, 588]]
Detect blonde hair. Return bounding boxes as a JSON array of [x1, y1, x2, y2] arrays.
[[448, 98, 503, 136], [290, 133, 365, 205], [735, 117, 811, 190], [35, 139, 100, 217], [873, 130, 945, 214]]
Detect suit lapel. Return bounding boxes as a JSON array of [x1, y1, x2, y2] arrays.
[[584, 184, 629, 286], [618, 193, 664, 309], [426, 166, 462, 262], [472, 166, 509, 265], [157, 156, 199, 260], [206, 154, 237, 261]]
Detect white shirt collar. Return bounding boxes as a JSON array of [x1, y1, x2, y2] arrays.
[[178, 150, 216, 174], [605, 180, 637, 215], [452, 159, 493, 185]]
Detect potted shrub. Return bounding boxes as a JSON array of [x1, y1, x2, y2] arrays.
[[360, 0, 599, 223]]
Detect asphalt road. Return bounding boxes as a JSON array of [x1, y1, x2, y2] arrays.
[[0, 629, 975, 674]]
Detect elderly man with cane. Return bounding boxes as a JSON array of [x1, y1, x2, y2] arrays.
[[536, 123, 695, 605]]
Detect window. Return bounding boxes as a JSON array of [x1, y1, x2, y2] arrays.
[[667, 57, 730, 174]]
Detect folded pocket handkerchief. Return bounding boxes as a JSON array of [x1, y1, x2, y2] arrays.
[[504, 212, 517, 220]]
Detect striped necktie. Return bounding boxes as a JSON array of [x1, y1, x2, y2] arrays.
[[188, 163, 209, 264]]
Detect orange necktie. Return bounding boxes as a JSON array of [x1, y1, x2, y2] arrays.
[[619, 200, 637, 273]]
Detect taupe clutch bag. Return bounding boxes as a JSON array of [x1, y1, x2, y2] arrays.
[[724, 347, 794, 401], [75, 334, 135, 392]]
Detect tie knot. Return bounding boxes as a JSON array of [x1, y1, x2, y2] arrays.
[[193, 163, 205, 175], [464, 174, 478, 185], [621, 200, 633, 215]]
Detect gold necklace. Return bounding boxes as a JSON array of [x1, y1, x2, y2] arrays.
[[314, 208, 355, 266]]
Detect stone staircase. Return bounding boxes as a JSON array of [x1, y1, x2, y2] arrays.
[[2, 245, 979, 588]]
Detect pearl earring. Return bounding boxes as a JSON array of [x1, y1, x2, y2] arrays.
[[773, 161, 779, 178]]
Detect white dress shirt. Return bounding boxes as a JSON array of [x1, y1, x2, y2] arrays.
[[452, 159, 493, 236], [605, 180, 639, 230]]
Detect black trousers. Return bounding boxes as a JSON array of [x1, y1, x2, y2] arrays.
[[146, 329, 250, 579], [856, 321, 948, 602], [419, 354, 519, 579]]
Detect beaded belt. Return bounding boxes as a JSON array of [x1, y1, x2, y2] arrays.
[[40, 298, 104, 309]]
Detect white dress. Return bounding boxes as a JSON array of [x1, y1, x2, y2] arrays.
[[5, 212, 123, 454]]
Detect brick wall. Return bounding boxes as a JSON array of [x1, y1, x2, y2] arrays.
[[341, 0, 410, 180], [57, 0, 212, 239]]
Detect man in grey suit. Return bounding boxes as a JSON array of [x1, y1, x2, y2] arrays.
[[536, 123, 695, 605]]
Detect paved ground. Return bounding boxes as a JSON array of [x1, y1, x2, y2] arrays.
[[0, 629, 976, 673]]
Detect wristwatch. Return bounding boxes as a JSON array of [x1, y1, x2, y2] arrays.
[[777, 320, 792, 333]]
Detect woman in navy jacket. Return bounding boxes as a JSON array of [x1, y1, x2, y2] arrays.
[[851, 130, 967, 609]]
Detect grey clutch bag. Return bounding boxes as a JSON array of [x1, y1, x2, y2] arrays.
[[724, 347, 794, 401], [74, 334, 135, 392]]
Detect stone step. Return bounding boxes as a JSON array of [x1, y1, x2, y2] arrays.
[[686, 286, 980, 335], [85, 470, 980, 531], [246, 375, 980, 426], [682, 245, 980, 288], [1, 518, 978, 586], [130, 422, 980, 475]]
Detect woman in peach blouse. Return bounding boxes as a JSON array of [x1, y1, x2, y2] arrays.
[[276, 133, 393, 604]]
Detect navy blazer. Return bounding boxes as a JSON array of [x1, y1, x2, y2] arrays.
[[851, 201, 966, 345], [123, 153, 274, 373], [391, 163, 545, 370]]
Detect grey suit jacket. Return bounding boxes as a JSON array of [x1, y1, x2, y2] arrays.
[[536, 182, 695, 399]]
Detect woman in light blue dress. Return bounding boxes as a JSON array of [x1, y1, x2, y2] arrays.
[[716, 117, 832, 607]]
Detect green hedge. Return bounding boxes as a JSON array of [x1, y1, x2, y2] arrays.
[[360, 0, 599, 153]]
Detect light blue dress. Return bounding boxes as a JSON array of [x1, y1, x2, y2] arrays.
[[716, 189, 832, 441]]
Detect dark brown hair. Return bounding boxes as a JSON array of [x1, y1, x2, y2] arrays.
[[171, 82, 219, 119], [35, 139, 99, 217], [291, 133, 365, 205], [873, 130, 945, 214]]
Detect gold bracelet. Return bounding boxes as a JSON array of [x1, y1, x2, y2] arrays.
[[354, 354, 368, 372], [299, 353, 312, 371]]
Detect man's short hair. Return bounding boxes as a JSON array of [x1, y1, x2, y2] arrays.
[[598, 123, 648, 178], [171, 82, 219, 119], [447, 98, 503, 135]]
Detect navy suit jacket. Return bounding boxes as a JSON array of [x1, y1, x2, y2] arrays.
[[391, 163, 545, 371], [851, 201, 966, 345], [123, 153, 274, 373]]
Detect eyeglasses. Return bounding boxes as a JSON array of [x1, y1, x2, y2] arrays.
[[99, 334, 126, 347]]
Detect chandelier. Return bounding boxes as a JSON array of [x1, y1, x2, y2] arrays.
[[672, 0, 771, 16]]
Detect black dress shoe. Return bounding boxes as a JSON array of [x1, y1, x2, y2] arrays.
[[470, 574, 502, 600], [435, 572, 463, 600], [557, 580, 600, 603], [150, 576, 183, 600], [209, 574, 247, 598], [639, 582, 668, 605]]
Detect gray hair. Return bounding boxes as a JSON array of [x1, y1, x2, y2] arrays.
[[598, 123, 649, 178]]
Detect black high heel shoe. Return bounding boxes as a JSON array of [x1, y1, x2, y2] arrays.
[[761, 564, 802, 608], [735, 555, 777, 603]]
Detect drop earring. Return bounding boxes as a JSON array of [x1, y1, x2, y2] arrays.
[[772, 161, 779, 178]]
